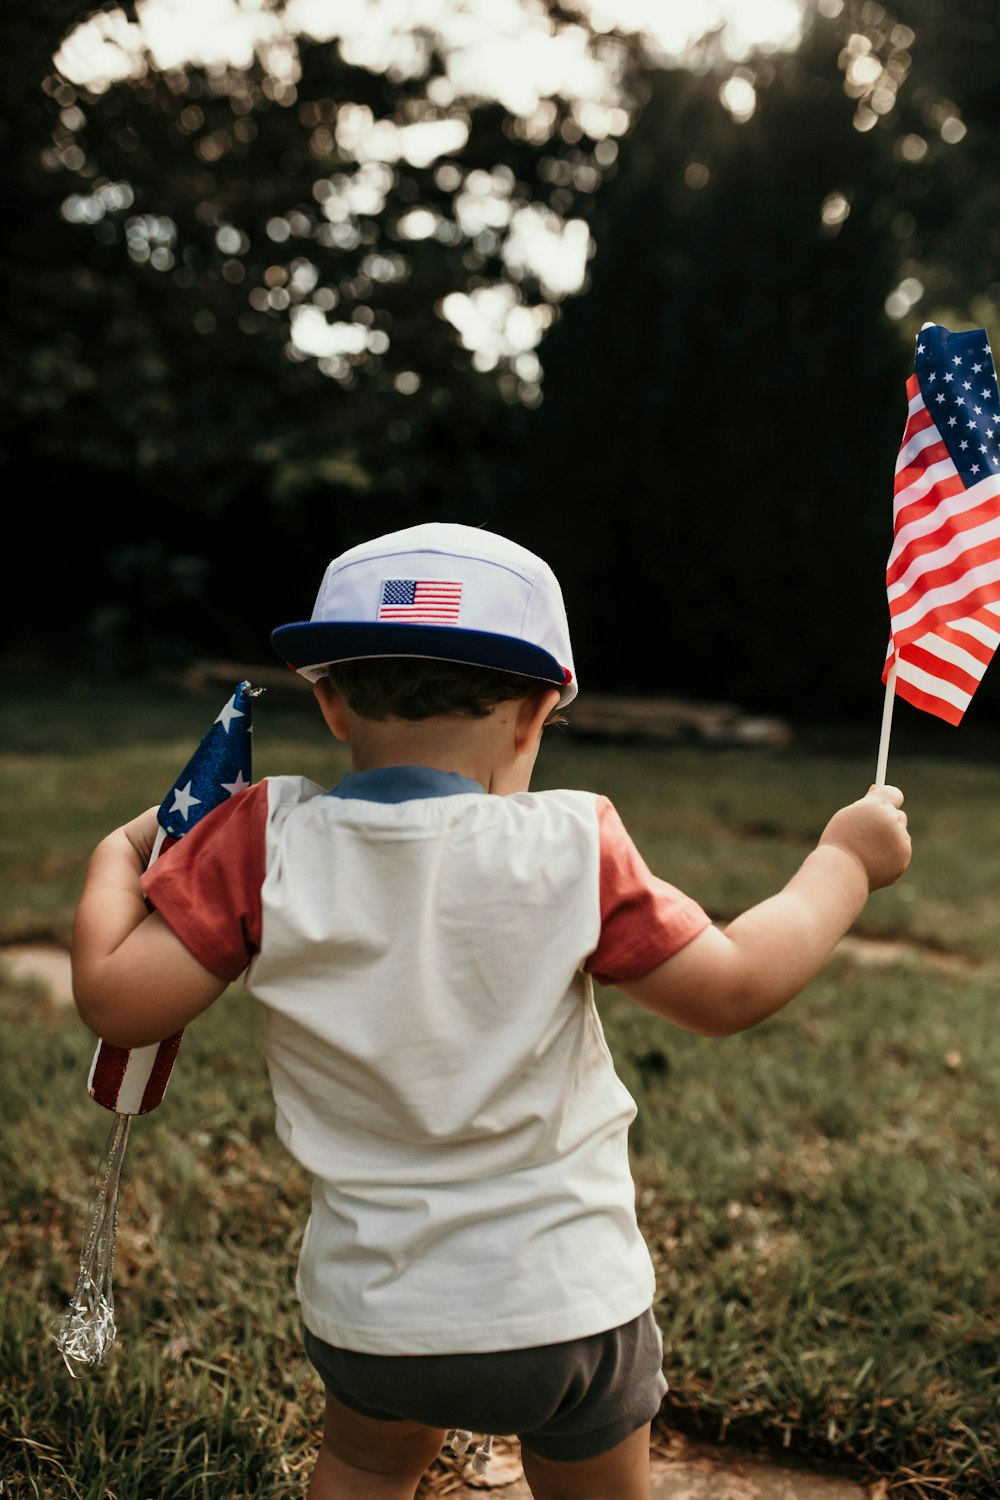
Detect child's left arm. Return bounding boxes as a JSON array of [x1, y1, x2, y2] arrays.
[[618, 787, 910, 1037], [72, 807, 228, 1049]]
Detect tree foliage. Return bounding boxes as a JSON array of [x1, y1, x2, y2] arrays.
[[5, 0, 1000, 720], [4, 0, 632, 669], [510, 10, 910, 716]]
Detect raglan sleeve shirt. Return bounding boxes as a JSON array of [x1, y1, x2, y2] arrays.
[[140, 781, 712, 992], [140, 781, 269, 983], [584, 795, 712, 985]]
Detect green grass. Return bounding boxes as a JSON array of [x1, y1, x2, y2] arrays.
[[0, 980, 320, 1498], [2, 679, 999, 1496], [608, 962, 1000, 1488]]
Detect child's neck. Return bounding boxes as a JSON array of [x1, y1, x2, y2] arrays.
[[345, 704, 530, 795]]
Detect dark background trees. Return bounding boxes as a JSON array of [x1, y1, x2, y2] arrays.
[[4, 0, 999, 723]]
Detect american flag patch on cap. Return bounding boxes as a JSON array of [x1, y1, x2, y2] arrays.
[[378, 579, 462, 622]]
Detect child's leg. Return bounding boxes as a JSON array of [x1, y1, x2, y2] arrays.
[[307, 1391, 446, 1500], [520, 1421, 651, 1500]]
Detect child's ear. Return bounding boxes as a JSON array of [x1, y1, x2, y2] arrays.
[[513, 688, 562, 755], [312, 677, 352, 742]]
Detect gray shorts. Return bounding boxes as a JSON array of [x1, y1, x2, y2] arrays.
[[303, 1308, 667, 1462]]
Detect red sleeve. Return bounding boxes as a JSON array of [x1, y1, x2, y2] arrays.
[[585, 796, 712, 985], [140, 781, 269, 983]]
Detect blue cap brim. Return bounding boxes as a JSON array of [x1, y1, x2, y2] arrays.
[[271, 621, 568, 688]]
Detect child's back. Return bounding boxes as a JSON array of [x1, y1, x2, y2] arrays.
[[152, 766, 704, 1355]]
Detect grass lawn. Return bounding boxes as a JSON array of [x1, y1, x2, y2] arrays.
[[1, 678, 998, 1497]]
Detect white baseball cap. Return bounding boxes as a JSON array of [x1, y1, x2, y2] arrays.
[[271, 522, 578, 706]]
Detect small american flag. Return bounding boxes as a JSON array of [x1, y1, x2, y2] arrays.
[[88, 680, 256, 1114], [378, 578, 463, 623], [885, 323, 1000, 724], [59, 681, 259, 1376]]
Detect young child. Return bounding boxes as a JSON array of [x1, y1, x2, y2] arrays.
[[72, 523, 911, 1500]]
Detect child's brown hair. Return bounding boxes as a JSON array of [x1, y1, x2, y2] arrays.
[[327, 657, 564, 722]]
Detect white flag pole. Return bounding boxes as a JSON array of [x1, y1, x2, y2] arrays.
[[874, 659, 897, 790]]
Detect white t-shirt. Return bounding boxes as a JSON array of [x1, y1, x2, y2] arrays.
[[143, 766, 710, 1354]]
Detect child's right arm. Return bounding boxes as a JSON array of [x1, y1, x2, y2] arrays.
[[72, 806, 232, 1049], [620, 785, 911, 1038]]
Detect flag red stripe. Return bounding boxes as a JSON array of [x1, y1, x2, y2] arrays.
[[932, 618, 998, 666], [900, 641, 981, 699], [888, 527, 1000, 606], [887, 494, 1000, 589], [888, 551, 1000, 629], [892, 576, 1000, 654], [893, 672, 965, 726], [89, 1042, 129, 1107], [883, 614, 1000, 674], [894, 437, 950, 499], [888, 475, 996, 572], [896, 387, 932, 422], [892, 465, 964, 531], [138, 1032, 184, 1114], [894, 400, 935, 449]]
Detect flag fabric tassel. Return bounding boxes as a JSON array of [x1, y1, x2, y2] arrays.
[[53, 1114, 130, 1375], [54, 681, 258, 1374]]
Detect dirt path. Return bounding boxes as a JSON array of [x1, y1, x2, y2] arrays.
[[3, 943, 76, 1004], [424, 1431, 871, 1498]]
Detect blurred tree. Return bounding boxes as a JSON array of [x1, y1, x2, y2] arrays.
[[5, 0, 1000, 721], [2, 0, 633, 671], [867, 0, 1000, 333], [509, 2, 1000, 719]]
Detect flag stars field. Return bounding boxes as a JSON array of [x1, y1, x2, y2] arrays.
[[215, 693, 245, 733], [169, 780, 201, 820], [157, 681, 257, 840]]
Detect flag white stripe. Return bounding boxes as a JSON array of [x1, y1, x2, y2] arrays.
[[889, 470, 1000, 567], [891, 557, 1000, 637], [940, 613, 1000, 650], [893, 456, 961, 524], [887, 514, 1000, 602], [114, 1049, 159, 1114], [895, 611, 1000, 658], [968, 602, 1000, 633], [84, 1042, 162, 1114], [910, 633, 993, 678], [895, 657, 972, 712], [894, 417, 941, 476]]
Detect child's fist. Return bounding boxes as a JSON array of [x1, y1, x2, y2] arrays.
[[818, 786, 912, 892], [120, 806, 162, 867]]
